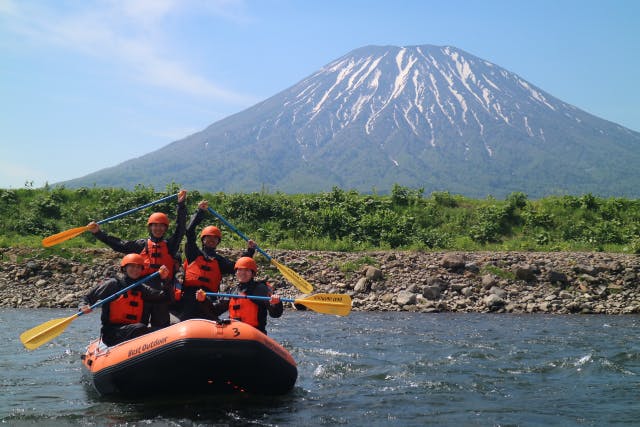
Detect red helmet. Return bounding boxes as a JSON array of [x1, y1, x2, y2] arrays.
[[234, 257, 257, 273], [120, 253, 145, 267], [147, 212, 170, 226], [200, 226, 222, 239]]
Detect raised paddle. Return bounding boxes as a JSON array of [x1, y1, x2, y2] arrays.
[[206, 206, 314, 294], [206, 292, 351, 316], [20, 271, 161, 350], [42, 193, 179, 247]]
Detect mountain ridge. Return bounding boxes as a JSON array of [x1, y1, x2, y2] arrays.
[[61, 44, 640, 198]]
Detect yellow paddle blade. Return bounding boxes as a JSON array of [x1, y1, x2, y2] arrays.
[[20, 314, 79, 350], [42, 225, 89, 247], [295, 293, 352, 316], [270, 258, 314, 294]]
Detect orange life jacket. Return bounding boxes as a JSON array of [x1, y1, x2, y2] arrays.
[[229, 282, 273, 329], [108, 290, 144, 324], [229, 295, 260, 328], [140, 239, 175, 279], [183, 255, 222, 292]]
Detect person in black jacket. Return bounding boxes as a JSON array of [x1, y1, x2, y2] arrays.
[[178, 200, 256, 321], [196, 256, 282, 334], [86, 189, 187, 327], [80, 254, 170, 346]]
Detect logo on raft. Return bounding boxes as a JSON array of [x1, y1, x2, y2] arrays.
[[127, 336, 168, 358]]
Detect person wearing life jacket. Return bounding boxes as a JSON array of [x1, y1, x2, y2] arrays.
[[86, 189, 188, 328], [80, 254, 171, 346], [178, 199, 256, 321], [196, 256, 283, 334]]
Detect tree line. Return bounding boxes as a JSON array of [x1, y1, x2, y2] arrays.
[[2, 184, 640, 254]]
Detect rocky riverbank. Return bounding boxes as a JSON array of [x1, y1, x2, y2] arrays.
[[1, 247, 640, 314]]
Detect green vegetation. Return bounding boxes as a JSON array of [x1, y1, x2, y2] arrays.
[[2, 184, 640, 254], [337, 255, 380, 279], [479, 264, 516, 280]]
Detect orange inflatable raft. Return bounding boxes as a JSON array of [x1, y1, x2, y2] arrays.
[[81, 318, 297, 396]]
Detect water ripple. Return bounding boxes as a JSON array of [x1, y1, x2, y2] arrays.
[[3, 309, 640, 426]]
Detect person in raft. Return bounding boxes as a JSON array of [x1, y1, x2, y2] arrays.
[[177, 199, 257, 321], [86, 189, 188, 328], [195, 257, 283, 334], [80, 254, 171, 346]]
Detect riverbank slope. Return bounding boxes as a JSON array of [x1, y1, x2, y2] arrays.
[[1, 247, 639, 314]]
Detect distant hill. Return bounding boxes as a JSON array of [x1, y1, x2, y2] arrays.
[[61, 44, 640, 198]]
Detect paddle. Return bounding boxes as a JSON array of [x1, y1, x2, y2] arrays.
[[205, 292, 351, 316], [42, 193, 179, 247], [20, 271, 160, 350], [206, 206, 314, 294]]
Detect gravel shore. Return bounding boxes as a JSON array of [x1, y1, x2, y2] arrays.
[[2, 247, 640, 314]]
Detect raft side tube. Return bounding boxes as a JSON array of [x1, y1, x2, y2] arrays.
[[82, 319, 297, 396]]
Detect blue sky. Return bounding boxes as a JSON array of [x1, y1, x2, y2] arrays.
[[1, 0, 638, 189]]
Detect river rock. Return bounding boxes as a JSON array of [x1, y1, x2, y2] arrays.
[[484, 294, 505, 311], [365, 266, 383, 281], [354, 277, 369, 293], [396, 290, 417, 306]]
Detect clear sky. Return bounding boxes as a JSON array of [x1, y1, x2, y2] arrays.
[[1, 0, 638, 189]]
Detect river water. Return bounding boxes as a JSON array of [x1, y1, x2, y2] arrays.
[[1, 308, 639, 426]]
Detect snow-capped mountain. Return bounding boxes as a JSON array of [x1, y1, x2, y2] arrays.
[[63, 44, 640, 197]]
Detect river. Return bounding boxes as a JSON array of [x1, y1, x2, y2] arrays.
[[1, 309, 639, 426]]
